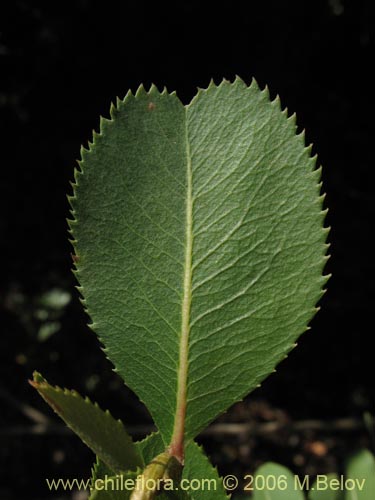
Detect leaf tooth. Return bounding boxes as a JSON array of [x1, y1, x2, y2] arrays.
[[315, 179, 323, 194], [270, 95, 283, 115], [115, 95, 123, 108], [67, 237, 77, 248], [304, 142, 314, 156], [323, 272, 332, 282], [318, 191, 327, 204], [207, 77, 217, 90], [311, 160, 321, 178], [296, 126, 307, 141], [161, 85, 169, 95], [317, 180, 325, 194], [187, 78, 217, 106], [99, 114, 112, 132], [319, 208, 328, 223], [280, 106, 289, 120], [67, 207, 76, 221], [148, 82, 161, 96], [79, 145, 90, 162], [135, 83, 147, 98], [109, 101, 117, 119], [233, 74, 246, 87], [75, 157, 84, 171], [92, 128, 102, 142], [320, 207, 329, 220], [125, 88, 134, 99], [218, 77, 231, 88], [322, 249, 331, 261], [86, 139, 95, 153], [77, 298, 87, 311], [68, 183, 77, 198], [68, 216, 77, 228], [101, 345, 110, 355], [261, 83, 270, 100], [287, 112, 298, 131], [67, 221, 76, 235], [66, 190, 75, 204], [249, 77, 260, 91], [320, 206, 331, 222], [72, 173, 81, 190]]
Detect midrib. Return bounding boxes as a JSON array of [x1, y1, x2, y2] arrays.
[[169, 113, 193, 462]]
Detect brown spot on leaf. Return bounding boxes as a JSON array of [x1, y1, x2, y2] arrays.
[[71, 253, 79, 263], [148, 102, 156, 111]]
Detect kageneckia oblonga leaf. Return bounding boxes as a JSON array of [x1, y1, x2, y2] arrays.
[[30, 372, 143, 472], [69, 77, 329, 459]]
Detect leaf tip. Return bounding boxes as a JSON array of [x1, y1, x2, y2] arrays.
[[30, 370, 46, 387]]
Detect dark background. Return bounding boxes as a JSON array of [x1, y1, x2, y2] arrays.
[[0, 1, 373, 499]]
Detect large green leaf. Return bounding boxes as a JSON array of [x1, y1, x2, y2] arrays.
[[70, 78, 328, 451], [30, 372, 143, 472]]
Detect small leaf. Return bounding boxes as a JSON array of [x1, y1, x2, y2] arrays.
[[30, 372, 143, 472], [309, 473, 344, 500], [70, 78, 328, 454], [345, 449, 375, 500], [253, 462, 305, 500]]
